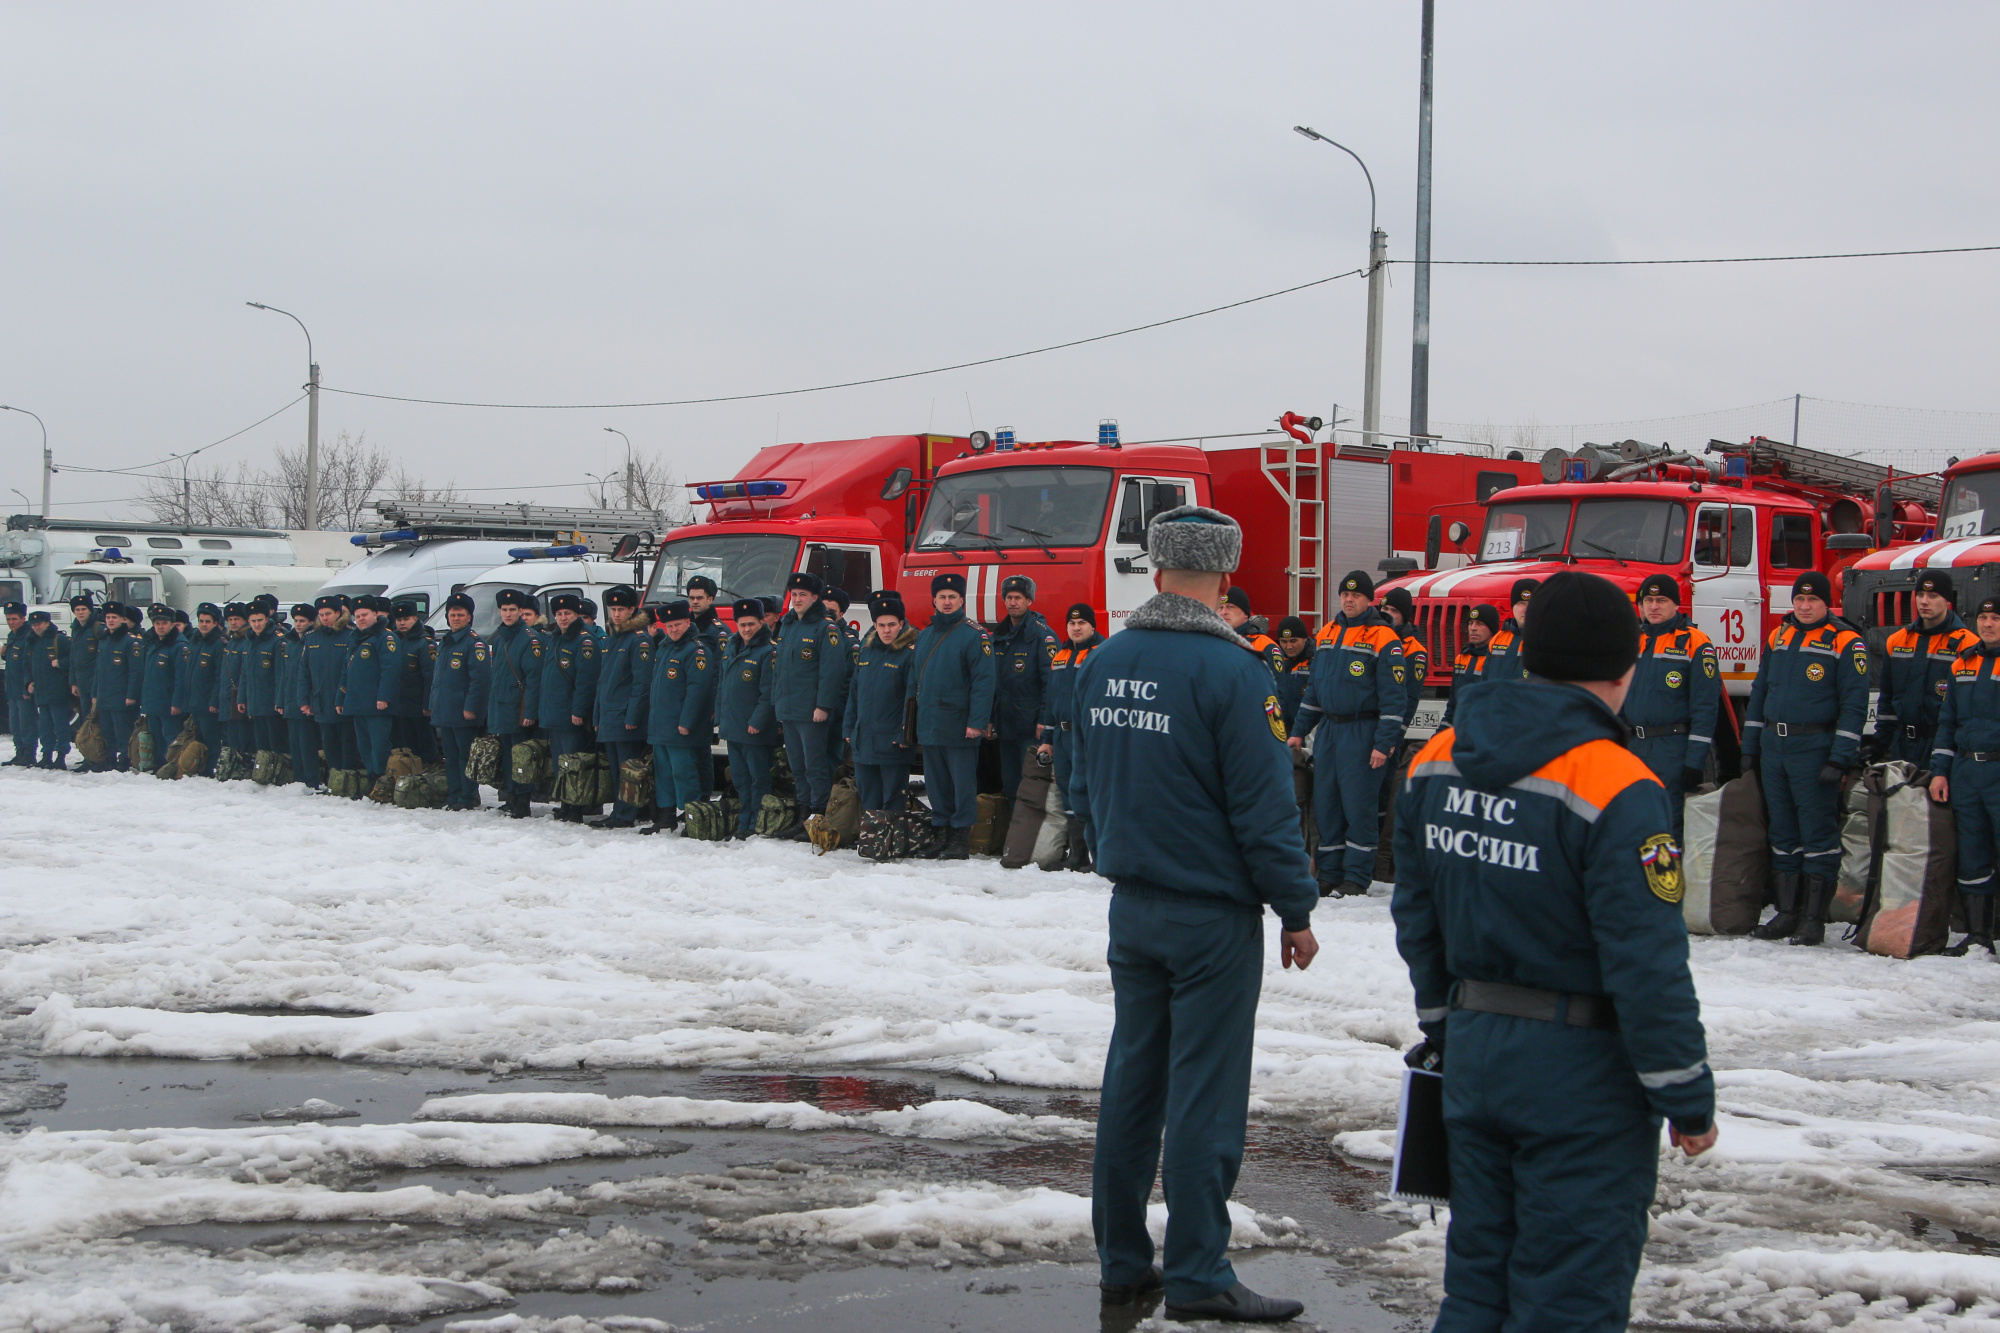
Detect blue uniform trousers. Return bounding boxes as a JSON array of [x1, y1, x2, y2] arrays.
[[38, 703, 73, 762], [147, 713, 178, 768], [922, 743, 979, 828], [1312, 719, 1391, 890], [1093, 891, 1262, 1305], [548, 722, 589, 766], [226, 717, 254, 756], [317, 719, 354, 774], [1629, 734, 1692, 842], [1951, 758, 2000, 899], [1889, 729, 1937, 767], [1436, 1011, 1662, 1333], [194, 714, 222, 776], [352, 714, 393, 776], [1052, 731, 1086, 833], [654, 743, 708, 812], [8, 698, 32, 761], [728, 742, 774, 834], [604, 739, 647, 820], [996, 738, 1033, 801], [855, 762, 910, 811], [288, 718, 321, 787], [392, 715, 439, 763], [438, 726, 480, 807], [782, 719, 833, 811], [1759, 733, 1840, 878], [251, 716, 283, 755], [102, 709, 136, 767]]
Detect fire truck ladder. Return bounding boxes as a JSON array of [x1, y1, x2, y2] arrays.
[[1705, 437, 1942, 507], [1259, 439, 1325, 623], [367, 500, 678, 548]]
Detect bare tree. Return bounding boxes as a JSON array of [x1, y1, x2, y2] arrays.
[[587, 452, 695, 525], [136, 431, 455, 530]]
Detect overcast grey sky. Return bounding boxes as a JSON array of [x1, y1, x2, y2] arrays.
[[4, 1, 1997, 519]]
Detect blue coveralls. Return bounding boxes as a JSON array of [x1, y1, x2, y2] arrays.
[[1931, 641, 2000, 902], [1439, 642, 1490, 728], [486, 620, 545, 804], [430, 625, 491, 808], [241, 624, 283, 757], [301, 622, 355, 776], [26, 626, 72, 763], [1066, 591, 1318, 1307], [648, 629, 717, 812], [1481, 620, 1525, 683], [844, 624, 916, 810], [592, 617, 652, 821], [4, 626, 33, 763], [541, 621, 601, 789], [340, 620, 402, 777], [276, 628, 318, 786], [1875, 613, 1976, 766], [1378, 624, 1432, 836], [1044, 632, 1106, 834], [906, 607, 995, 830], [1294, 610, 1406, 892], [991, 609, 1056, 800], [762, 601, 851, 815], [1394, 680, 1715, 1333], [1743, 616, 1869, 880], [1619, 615, 1723, 839], [717, 627, 778, 834], [392, 625, 439, 763], [95, 626, 142, 765], [137, 627, 187, 763]]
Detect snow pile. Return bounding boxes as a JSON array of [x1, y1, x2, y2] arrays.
[[418, 1091, 1094, 1142], [446, 1319, 679, 1333], [241, 1096, 358, 1120], [1637, 1246, 2000, 1328]]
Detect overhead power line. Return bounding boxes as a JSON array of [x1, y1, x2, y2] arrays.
[[57, 394, 309, 479], [1401, 243, 2000, 267]]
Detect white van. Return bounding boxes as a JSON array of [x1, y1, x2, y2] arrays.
[[0, 517, 296, 603], [313, 539, 528, 622], [436, 556, 649, 637]]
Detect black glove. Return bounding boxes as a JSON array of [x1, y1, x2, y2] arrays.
[[1861, 736, 1889, 765], [1818, 763, 1847, 787], [1680, 768, 1706, 794], [1404, 1039, 1444, 1072]]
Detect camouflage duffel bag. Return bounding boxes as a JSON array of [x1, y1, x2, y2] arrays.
[[554, 750, 600, 806], [617, 753, 654, 808], [680, 796, 738, 842], [395, 764, 449, 809], [466, 733, 502, 786]]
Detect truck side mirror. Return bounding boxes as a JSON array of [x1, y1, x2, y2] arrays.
[[1425, 516, 1443, 570], [881, 468, 913, 501], [1874, 483, 1891, 550]]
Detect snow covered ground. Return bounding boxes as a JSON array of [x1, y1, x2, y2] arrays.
[[4, 766, 2000, 1329]]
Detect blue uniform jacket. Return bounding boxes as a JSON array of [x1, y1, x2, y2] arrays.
[[1068, 592, 1318, 931], [275, 628, 306, 716], [301, 624, 353, 718], [96, 626, 142, 712], [430, 626, 491, 725], [1393, 628, 1428, 733], [1392, 678, 1714, 1129], [906, 607, 995, 748], [1743, 615, 1869, 768], [1876, 613, 1977, 749], [592, 618, 651, 741], [3, 627, 30, 700], [541, 623, 600, 727], [241, 625, 282, 717], [137, 628, 187, 717], [393, 626, 435, 718], [1482, 619, 1526, 683], [26, 627, 70, 700], [843, 624, 916, 764], [1621, 614, 1723, 768], [486, 620, 545, 732], [218, 630, 248, 716], [1930, 640, 2000, 778], [68, 618, 104, 704], [1440, 642, 1490, 727], [1295, 610, 1407, 754], [1042, 632, 1107, 731], [717, 629, 778, 746], [338, 621, 402, 716], [648, 631, 717, 747], [990, 610, 1056, 740], [764, 601, 851, 724]]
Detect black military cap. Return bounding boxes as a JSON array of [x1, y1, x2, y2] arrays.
[[196, 602, 222, 619], [686, 575, 718, 595], [602, 585, 639, 609], [251, 593, 280, 613], [391, 600, 420, 618], [3, 601, 24, 617], [150, 602, 173, 619], [444, 591, 476, 614], [1223, 585, 1253, 614], [786, 571, 826, 597], [867, 591, 905, 620], [291, 603, 315, 619], [931, 572, 967, 596], [313, 595, 342, 612], [27, 609, 50, 624], [1380, 587, 1415, 620], [1000, 574, 1036, 601], [1637, 574, 1681, 605], [549, 593, 583, 615], [1791, 571, 1833, 603], [657, 598, 691, 623], [1466, 604, 1501, 631], [579, 597, 597, 617], [68, 590, 97, 608], [1916, 569, 1957, 600], [825, 585, 851, 611], [224, 602, 249, 619], [732, 598, 764, 621], [493, 588, 532, 609], [174, 610, 191, 626], [759, 597, 781, 615], [1339, 570, 1375, 598], [1509, 577, 1542, 605]]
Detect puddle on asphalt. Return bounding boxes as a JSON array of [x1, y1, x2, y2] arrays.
[[3, 1051, 1419, 1331]]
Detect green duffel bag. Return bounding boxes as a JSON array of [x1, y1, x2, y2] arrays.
[[466, 733, 502, 786], [769, 743, 796, 797], [128, 716, 157, 774], [273, 752, 294, 787], [395, 764, 449, 809], [339, 767, 370, 799], [595, 756, 619, 805], [366, 772, 397, 803], [511, 737, 552, 787], [681, 796, 739, 842], [554, 750, 599, 806], [617, 753, 654, 808], [251, 749, 281, 785], [215, 745, 253, 783], [755, 792, 799, 837]]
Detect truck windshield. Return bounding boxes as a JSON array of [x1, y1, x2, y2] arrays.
[[916, 466, 1113, 552], [644, 533, 801, 605], [1481, 497, 1687, 564], [1940, 474, 2000, 539]]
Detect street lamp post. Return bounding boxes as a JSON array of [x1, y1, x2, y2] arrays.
[[0, 406, 51, 516], [603, 427, 633, 509], [1294, 127, 1387, 449], [247, 302, 320, 530]]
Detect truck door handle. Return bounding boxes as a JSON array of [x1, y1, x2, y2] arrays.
[[1114, 558, 1149, 575]]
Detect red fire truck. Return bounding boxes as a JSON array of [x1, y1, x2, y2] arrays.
[[1843, 449, 2000, 635], [1381, 436, 1938, 759]]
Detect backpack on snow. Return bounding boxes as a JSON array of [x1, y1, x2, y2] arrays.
[[681, 796, 739, 842], [618, 752, 655, 808], [755, 792, 799, 837], [510, 738, 552, 787], [554, 750, 601, 806], [127, 716, 156, 774], [252, 749, 283, 785], [465, 733, 502, 786], [156, 718, 201, 780], [395, 763, 449, 809], [807, 777, 863, 852]]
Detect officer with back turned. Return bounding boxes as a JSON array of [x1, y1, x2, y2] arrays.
[[1070, 505, 1319, 1325], [1872, 568, 1975, 767], [1394, 569, 1715, 1333], [1621, 574, 1722, 839]]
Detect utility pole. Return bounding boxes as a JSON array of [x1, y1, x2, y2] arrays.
[[1365, 227, 1387, 446], [1409, 0, 1436, 442], [0, 406, 49, 516], [247, 303, 320, 529], [604, 428, 634, 509]]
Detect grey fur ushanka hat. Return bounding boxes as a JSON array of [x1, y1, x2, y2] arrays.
[[1147, 504, 1242, 573]]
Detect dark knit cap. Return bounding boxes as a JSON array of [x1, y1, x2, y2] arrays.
[[1066, 601, 1098, 628], [931, 572, 968, 596], [1791, 571, 1833, 604], [1979, 596, 2000, 619], [1223, 586, 1253, 614], [1637, 574, 1681, 605], [732, 598, 764, 621], [1915, 569, 1956, 600], [1510, 577, 1542, 605], [1466, 604, 1501, 632], [1521, 571, 1641, 682], [1338, 570, 1374, 598], [1380, 587, 1415, 620], [1276, 615, 1310, 640]]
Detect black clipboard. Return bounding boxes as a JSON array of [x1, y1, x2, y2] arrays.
[[1390, 1067, 1451, 1205]]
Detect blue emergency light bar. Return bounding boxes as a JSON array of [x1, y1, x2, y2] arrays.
[[507, 543, 590, 560], [693, 480, 789, 501], [1725, 456, 1749, 479], [1099, 420, 1120, 446], [351, 528, 420, 546], [996, 429, 1016, 450], [1566, 461, 1589, 482]]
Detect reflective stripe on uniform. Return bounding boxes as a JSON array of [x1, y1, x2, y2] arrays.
[[1637, 1060, 1710, 1090]]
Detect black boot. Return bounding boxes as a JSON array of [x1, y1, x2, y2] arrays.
[[1062, 832, 1093, 873], [783, 808, 822, 842], [1753, 872, 1801, 940], [1789, 874, 1835, 946], [916, 823, 949, 859], [1945, 894, 1997, 956], [640, 808, 680, 835], [940, 827, 971, 861], [1164, 1282, 1305, 1323]]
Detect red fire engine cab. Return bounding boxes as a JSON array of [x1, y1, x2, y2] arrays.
[[1382, 436, 1938, 754], [1845, 448, 2000, 637]]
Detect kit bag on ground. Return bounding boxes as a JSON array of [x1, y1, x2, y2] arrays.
[[336, 767, 369, 798], [1682, 769, 1768, 935], [970, 792, 1011, 856], [1856, 760, 1958, 959], [465, 733, 502, 786], [553, 750, 600, 806], [74, 706, 108, 766], [511, 738, 552, 787], [386, 747, 424, 780], [617, 751, 654, 807], [770, 744, 797, 797], [755, 791, 799, 837], [858, 808, 931, 862], [395, 763, 449, 809], [1833, 770, 1875, 924], [367, 771, 398, 803], [326, 768, 353, 798], [594, 754, 618, 806], [823, 777, 862, 839], [680, 796, 738, 841], [156, 718, 200, 780], [128, 716, 156, 774], [214, 745, 253, 783], [1002, 754, 1056, 869], [1033, 777, 1071, 871], [252, 749, 282, 785]]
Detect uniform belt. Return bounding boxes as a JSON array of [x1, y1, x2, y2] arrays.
[[1628, 721, 1689, 740], [1058, 721, 1072, 732], [1904, 725, 1925, 740], [1324, 711, 1381, 724], [1969, 751, 2000, 763], [1769, 721, 1833, 738], [1452, 979, 1619, 1032]]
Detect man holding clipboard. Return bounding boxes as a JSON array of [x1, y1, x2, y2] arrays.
[[1392, 570, 1717, 1332]]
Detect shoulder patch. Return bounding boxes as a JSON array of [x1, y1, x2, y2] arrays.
[[1640, 833, 1684, 903], [1264, 695, 1286, 741]]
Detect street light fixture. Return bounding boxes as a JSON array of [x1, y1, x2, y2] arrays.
[[0, 405, 51, 517], [1293, 127, 1387, 450], [603, 427, 634, 509], [246, 302, 321, 530]]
